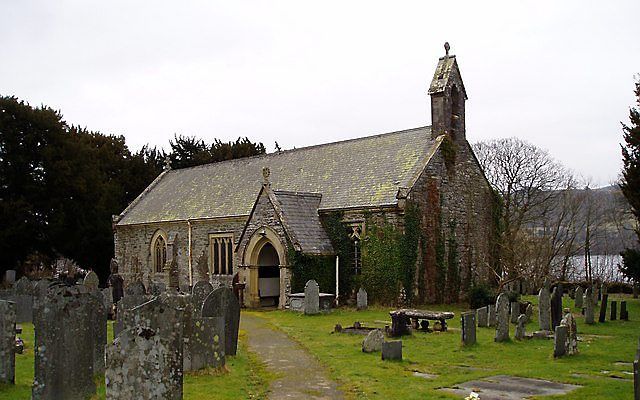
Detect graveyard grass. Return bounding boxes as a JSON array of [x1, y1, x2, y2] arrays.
[[247, 295, 639, 400], [0, 322, 273, 400]]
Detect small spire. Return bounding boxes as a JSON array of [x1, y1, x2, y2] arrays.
[[444, 42, 450, 56], [262, 167, 271, 186]]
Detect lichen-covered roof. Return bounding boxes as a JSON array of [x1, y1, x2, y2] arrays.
[[117, 126, 438, 225], [428, 55, 468, 99], [272, 191, 334, 255]]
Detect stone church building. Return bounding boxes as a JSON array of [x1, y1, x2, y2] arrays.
[[113, 47, 495, 308]]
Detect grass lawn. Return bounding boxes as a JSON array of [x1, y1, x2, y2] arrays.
[[0, 321, 272, 400], [248, 295, 640, 399]]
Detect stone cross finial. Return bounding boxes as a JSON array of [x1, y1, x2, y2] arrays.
[[164, 156, 172, 171], [262, 167, 271, 185], [444, 42, 450, 56]]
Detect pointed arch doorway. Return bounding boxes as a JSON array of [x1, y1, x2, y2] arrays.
[[257, 242, 280, 307], [242, 226, 288, 308]]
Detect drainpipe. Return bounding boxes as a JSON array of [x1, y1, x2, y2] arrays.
[[188, 219, 193, 287], [335, 255, 339, 305]]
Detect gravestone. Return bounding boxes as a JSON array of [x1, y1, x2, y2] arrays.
[[191, 281, 214, 316], [553, 325, 568, 358], [106, 326, 182, 400], [574, 286, 584, 308], [357, 288, 368, 311], [550, 286, 563, 330], [515, 314, 527, 340], [560, 309, 578, 355], [13, 277, 34, 324], [32, 286, 96, 400], [621, 301, 629, 321], [0, 300, 16, 384], [304, 280, 320, 315], [381, 340, 402, 361], [494, 293, 510, 342], [525, 303, 533, 323], [476, 306, 488, 328], [585, 287, 595, 324], [610, 300, 617, 321], [488, 304, 497, 328], [184, 316, 226, 371], [510, 302, 519, 324], [598, 294, 609, 323], [461, 311, 476, 346], [538, 286, 551, 331], [362, 329, 384, 353], [3, 270, 15, 285], [201, 287, 241, 356], [88, 293, 107, 374], [83, 271, 99, 292]]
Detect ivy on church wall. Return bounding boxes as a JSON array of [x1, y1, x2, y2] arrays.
[[288, 248, 335, 295]]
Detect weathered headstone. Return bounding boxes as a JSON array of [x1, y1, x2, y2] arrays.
[[83, 271, 100, 292], [553, 325, 568, 358], [381, 340, 402, 361], [574, 286, 584, 309], [201, 287, 241, 356], [357, 288, 368, 311], [515, 314, 527, 340], [106, 326, 183, 400], [560, 308, 578, 356], [621, 301, 629, 321], [550, 286, 563, 330], [304, 280, 320, 315], [461, 311, 476, 346], [510, 302, 519, 324], [3, 270, 16, 285], [538, 286, 551, 331], [362, 329, 384, 353], [0, 300, 16, 384], [488, 304, 497, 327], [191, 281, 214, 316], [184, 316, 226, 371], [598, 294, 609, 323], [476, 306, 488, 328], [610, 300, 617, 321], [495, 293, 510, 342], [585, 286, 595, 324], [32, 286, 96, 400]]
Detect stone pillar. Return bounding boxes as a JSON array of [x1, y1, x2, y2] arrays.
[[494, 293, 509, 342], [461, 311, 476, 346], [598, 294, 608, 323], [0, 300, 16, 384], [538, 286, 551, 331]]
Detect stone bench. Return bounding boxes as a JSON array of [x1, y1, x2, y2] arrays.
[[389, 309, 455, 336]]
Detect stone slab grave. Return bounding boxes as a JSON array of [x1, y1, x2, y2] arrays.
[[476, 306, 488, 328], [441, 375, 581, 399], [538, 286, 551, 331], [304, 279, 320, 315], [191, 281, 214, 315], [461, 311, 476, 346], [357, 287, 368, 310], [0, 300, 16, 384], [585, 286, 595, 324], [381, 340, 402, 361], [494, 293, 509, 342], [106, 326, 183, 400], [184, 316, 226, 371], [550, 285, 563, 330], [32, 285, 98, 400], [201, 287, 240, 356]]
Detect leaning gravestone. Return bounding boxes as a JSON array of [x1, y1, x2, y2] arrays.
[[32, 286, 96, 400], [381, 340, 402, 361], [560, 309, 578, 355], [304, 280, 320, 315], [495, 293, 510, 342], [461, 311, 476, 346], [201, 287, 241, 356], [106, 326, 182, 400], [476, 306, 488, 328], [585, 287, 595, 324], [510, 302, 519, 324], [610, 300, 617, 321], [515, 314, 527, 340], [357, 288, 368, 311], [0, 300, 16, 384], [488, 304, 497, 328], [362, 329, 384, 353], [191, 281, 214, 316], [184, 316, 226, 371], [550, 286, 563, 330], [538, 286, 551, 331], [553, 325, 568, 358], [574, 286, 584, 309], [83, 271, 100, 292], [599, 294, 609, 323]]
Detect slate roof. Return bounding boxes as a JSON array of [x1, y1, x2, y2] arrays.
[[116, 126, 442, 226], [428, 55, 468, 99]]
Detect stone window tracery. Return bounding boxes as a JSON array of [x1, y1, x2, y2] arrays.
[[152, 233, 167, 273], [210, 233, 234, 275], [348, 223, 363, 275]]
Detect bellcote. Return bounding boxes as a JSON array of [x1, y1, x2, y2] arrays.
[[428, 42, 468, 142]]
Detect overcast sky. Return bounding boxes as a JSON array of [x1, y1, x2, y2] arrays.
[[2, 1, 639, 187]]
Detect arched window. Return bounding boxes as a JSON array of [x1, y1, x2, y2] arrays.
[[151, 232, 167, 273]]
